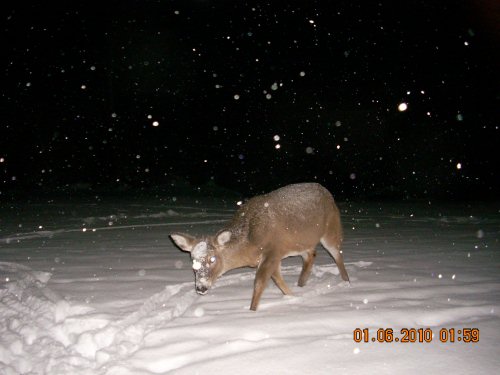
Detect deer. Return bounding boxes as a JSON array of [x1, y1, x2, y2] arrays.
[[170, 182, 350, 311]]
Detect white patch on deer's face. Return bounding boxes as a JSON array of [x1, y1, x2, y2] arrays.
[[189, 240, 220, 294], [192, 241, 208, 258]]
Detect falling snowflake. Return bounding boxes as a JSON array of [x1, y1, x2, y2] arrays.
[[194, 307, 205, 317]]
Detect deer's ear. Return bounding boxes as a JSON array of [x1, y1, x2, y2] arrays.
[[170, 233, 197, 252], [216, 230, 232, 246]]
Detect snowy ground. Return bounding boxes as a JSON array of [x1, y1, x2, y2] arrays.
[[0, 196, 499, 374]]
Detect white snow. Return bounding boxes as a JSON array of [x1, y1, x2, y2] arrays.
[[0, 198, 499, 374]]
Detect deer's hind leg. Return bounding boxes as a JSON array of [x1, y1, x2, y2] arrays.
[[320, 236, 349, 282]]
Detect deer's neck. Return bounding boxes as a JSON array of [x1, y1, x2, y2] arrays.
[[221, 242, 261, 274]]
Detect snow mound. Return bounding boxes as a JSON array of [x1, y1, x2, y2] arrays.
[[0, 200, 499, 374], [0, 262, 95, 374]]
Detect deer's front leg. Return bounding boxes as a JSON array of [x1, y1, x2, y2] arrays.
[[272, 264, 293, 295], [298, 249, 316, 287], [250, 254, 279, 311]]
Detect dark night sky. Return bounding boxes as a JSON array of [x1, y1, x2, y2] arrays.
[[1, 1, 499, 200]]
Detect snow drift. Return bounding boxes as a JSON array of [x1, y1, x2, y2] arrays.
[[0, 199, 498, 374]]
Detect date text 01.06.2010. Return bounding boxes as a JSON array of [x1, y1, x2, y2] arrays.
[[353, 328, 480, 343]]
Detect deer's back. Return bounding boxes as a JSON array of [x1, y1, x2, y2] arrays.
[[228, 183, 339, 249]]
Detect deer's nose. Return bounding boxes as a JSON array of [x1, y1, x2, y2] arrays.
[[196, 286, 208, 295]]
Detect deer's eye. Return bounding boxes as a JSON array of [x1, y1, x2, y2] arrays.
[[192, 260, 202, 270], [209, 256, 216, 264]]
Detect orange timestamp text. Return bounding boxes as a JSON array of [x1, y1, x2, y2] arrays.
[[353, 328, 479, 343]]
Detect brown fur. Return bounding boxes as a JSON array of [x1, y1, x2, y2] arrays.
[[170, 183, 349, 311]]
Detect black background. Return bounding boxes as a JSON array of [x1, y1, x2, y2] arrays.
[[2, 0, 498, 200]]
